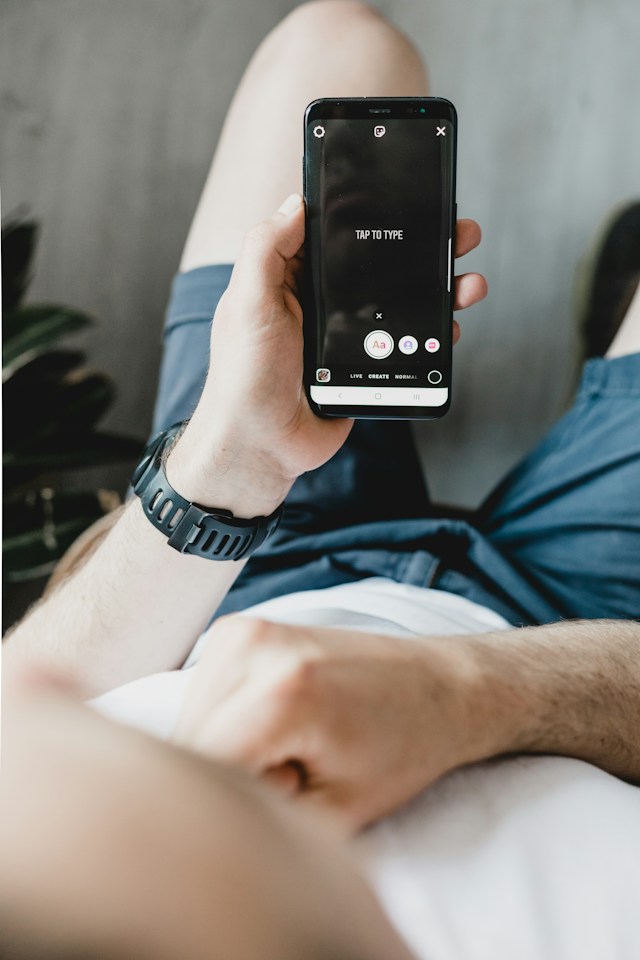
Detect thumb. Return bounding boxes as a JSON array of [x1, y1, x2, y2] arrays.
[[234, 193, 305, 295]]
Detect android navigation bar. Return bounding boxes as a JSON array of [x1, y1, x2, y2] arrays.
[[310, 385, 449, 406]]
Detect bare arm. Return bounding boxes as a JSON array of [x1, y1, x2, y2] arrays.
[[3, 197, 344, 696], [465, 617, 640, 784], [3, 203, 485, 697], [175, 615, 640, 828], [3, 499, 253, 696]]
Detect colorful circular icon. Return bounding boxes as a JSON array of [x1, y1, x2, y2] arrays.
[[425, 337, 440, 353], [364, 330, 394, 359], [398, 335, 418, 355]]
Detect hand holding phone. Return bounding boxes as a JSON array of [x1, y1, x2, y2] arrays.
[[304, 97, 463, 420], [169, 138, 485, 511]]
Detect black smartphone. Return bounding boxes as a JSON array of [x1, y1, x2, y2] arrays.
[[303, 97, 457, 419]]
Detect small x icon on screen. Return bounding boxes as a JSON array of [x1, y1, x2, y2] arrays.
[[436, 126, 446, 137], [375, 312, 383, 320]]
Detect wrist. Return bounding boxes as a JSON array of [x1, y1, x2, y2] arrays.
[[164, 422, 293, 518], [426, 631, 539, 770], [453, 630, 546, 763]]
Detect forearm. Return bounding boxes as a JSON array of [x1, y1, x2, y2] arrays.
[[4, 428, 291, 697], [457, 618, 640, 782], [3, 498, 246, 696]]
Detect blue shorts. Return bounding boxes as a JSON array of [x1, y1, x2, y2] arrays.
[[153, 264, 640, 626]]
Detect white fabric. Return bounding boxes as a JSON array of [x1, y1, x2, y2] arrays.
[[92, 578, 640, 959], [183, 576, 511, 665], [358, 756, 640, 959]]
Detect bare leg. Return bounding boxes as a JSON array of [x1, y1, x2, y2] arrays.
[[606, 280, 640, 358], [1, 673, 412, 959], [180, 0, 428, 271]]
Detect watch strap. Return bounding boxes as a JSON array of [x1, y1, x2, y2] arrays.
[[132, 423, 283, 561]]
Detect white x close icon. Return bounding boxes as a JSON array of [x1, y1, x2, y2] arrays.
[[375, 312, 383, 320], [436, 126, 446, 137]]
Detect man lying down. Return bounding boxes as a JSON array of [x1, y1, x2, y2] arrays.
[[4, 13, 640, 934], [4, 188, 640, 958]]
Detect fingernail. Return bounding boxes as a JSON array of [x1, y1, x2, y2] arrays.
[[278, 193, 302, 216]]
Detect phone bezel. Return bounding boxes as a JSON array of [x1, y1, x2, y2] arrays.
[[303, 96, 457, 420]]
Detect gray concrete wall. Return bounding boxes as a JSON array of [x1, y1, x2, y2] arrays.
[[3, 0, 639, 506]]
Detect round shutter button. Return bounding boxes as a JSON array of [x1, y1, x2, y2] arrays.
[[427, 370, 443, 384], [364, 330, 394, 359]]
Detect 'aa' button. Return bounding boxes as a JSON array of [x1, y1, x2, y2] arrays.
[[364, 329, 394, 359]]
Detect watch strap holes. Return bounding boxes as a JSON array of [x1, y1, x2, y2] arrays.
[[166, 506, 185, 530], [201, 529, 218, 552], [228, 535, 245, 557], [233, 534, 252, 559], [158, 498, 174, 522], [213, 534, 230, 556]]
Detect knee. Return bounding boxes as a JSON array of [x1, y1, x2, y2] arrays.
[[283, 0, 385, 34], [266, 1, 426, 83]]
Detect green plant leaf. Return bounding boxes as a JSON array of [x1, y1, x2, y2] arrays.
[[3, 348, 86, 389], [3, 305, 93, 373], [4, 431, 143, 475], [55, 370, 115, 432], [3, 350, 89, 446], [1, 219, 38, 314], [3, 489, 112, 582], [4, 369, 115, 449]]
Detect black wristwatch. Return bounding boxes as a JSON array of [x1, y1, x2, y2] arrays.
[[131, 422, 284, 561]]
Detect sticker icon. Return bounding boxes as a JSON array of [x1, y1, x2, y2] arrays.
[[373, 125, 386, 138], [425, 337, 440, 353], [398, 333, 418, 354], [399, 335, 418, 355]]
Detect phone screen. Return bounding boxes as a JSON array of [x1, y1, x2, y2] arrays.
[[303, 98, 456, 419]]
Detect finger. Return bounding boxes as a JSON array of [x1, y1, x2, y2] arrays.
[[233, 194, 305, 295], [184, 682, 309, 772], [454, 219, 482, 258], [263, 760, 307, 796], [454, 272, 488, 311], [452, 318, 461, 345]]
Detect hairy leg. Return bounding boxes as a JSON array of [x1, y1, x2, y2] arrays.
[[180, 0, 428, 270]]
